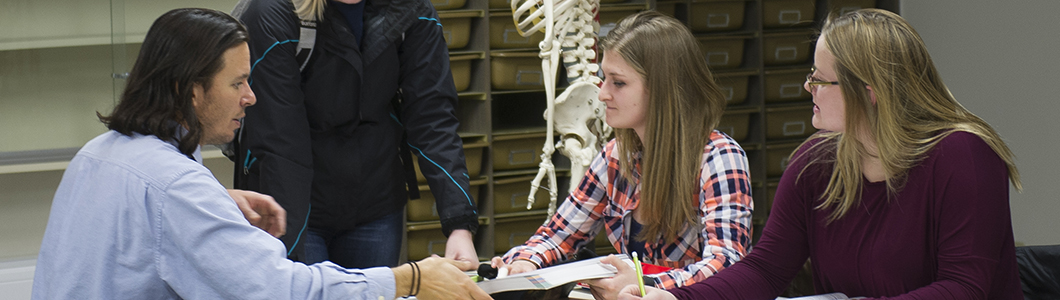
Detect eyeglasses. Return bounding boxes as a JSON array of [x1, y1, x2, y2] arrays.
[[805, 67, 839, 88]]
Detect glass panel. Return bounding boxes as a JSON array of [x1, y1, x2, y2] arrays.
[[109, 0, 242, 107], [120, 1, 241, 44], [112, 0, 128, 97], [0, 0, 241, 156], [0, 0, 243, 263], [0, 0, 116, 154]]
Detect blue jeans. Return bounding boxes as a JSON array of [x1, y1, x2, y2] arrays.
[[302, 211, 404, 269]]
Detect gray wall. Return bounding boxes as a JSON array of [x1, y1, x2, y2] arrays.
[[900, 1, 1060, 245]]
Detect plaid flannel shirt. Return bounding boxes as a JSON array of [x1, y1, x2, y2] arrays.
[[502, 130, 754, 289]]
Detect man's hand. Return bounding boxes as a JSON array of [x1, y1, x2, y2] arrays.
[[444, 229, 479, 271], [227, 189, 286, 238], [395, 256, 492, 300], [582, 254, 640, 300]]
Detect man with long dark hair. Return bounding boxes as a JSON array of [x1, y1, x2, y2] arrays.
[[31, 8, 489, 300]]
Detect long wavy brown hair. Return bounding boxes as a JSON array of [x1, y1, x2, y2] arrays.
[[599, 11, 727, 242], [796, 9, 1021, 222]]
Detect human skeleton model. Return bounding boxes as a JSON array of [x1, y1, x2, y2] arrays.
[[511, 0, 612, 218]]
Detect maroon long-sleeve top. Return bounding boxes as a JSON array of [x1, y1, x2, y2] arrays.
[[670, 131, 1022, 300]]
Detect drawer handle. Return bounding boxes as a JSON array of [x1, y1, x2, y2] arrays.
[[774, 46, 798, 61], [780, 83, 804, 98], [707, 13, 730, 28], [783, 121, 806, 136], [516, 70, 542, 86], [706, 52, 730, 66], [511, 192, 530, 208], [779, 10, 802, 24], [508, 149, 536, 165], [503, 29, 530, 44]]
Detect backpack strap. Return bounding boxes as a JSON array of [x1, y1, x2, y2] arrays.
[[231, 0, 252, 19], [295, 19, 317, 72], [232, 0, 317, 72]]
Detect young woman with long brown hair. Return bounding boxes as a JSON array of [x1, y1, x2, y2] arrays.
[[492, 11, 754, 300]]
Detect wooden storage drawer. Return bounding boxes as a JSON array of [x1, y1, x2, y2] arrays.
[[763, 31, 814, 66], [413, 136, 487, 183], [489, 12, 544, 49], [407, 219, 486, 260], [765, 105, 815, 140], [406, 228, 448, 261], [828, 0, 877, 15], [493, 175, 552, 214], [717, 109, 753, 142], [406, 179, 485, 222], [439, 10, 479, 50], [495, 0, 630, 8], [765, 105, 814, 141], [698, 36, 748, 70], [490, 51, 545, 90], [762, 0, 815, 28], [764, 69, 811, 103], [494, 215, 547, 254], [689, 1, 745, 32], [488, 0, 511, 9], [492, 132, 546, 170], [715, 72, 752, 105], [765, 142, 800, 177], [430, 0, 466, 10], [449, 53, 477, 92], [599, 6, 642, 27], [656, 1, 678, 18]]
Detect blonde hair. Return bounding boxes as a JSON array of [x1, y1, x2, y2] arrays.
[[797, 9, 1021, 222], [292, 0, 326, 21], [599, 11, 727, 242]]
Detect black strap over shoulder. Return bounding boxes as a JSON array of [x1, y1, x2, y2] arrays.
[[294, 19, 317, 72], [232, 0, 317, 72]]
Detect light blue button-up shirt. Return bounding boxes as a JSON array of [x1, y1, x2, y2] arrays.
[[32, 131, 396, 299]]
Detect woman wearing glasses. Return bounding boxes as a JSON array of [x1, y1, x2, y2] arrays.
[[620, 8, 1023, 300]]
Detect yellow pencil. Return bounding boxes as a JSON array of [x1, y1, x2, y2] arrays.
[[632, 251, 645, 296]]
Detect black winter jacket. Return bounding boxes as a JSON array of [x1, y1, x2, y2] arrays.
[[234, 0, 478, 259]]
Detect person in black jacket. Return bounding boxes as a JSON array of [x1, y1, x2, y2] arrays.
[[232, 0, 479, 270]]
